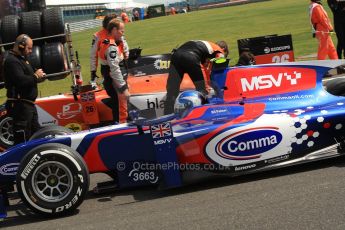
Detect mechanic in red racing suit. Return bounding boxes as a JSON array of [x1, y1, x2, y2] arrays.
[[90, 14, 129, 86], [309, 0, 338, 60], [164, 40, 228, 114], [98, 19, 130, 123]]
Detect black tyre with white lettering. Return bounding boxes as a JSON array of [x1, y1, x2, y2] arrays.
[[30, 125, 73, 141], [16, 143, 89, 217]]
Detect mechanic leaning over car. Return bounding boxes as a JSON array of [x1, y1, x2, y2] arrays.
[[98, 19, 130, 123], [3, 34, 45, 145], [164, 40, 228, 115], [90, 14, 129, 87], [309, 0, 338, 60]]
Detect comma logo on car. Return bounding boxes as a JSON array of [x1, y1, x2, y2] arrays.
[[0, 163, 19, 176], [206, 128, 282, 165], [241, 71, 302, 92]]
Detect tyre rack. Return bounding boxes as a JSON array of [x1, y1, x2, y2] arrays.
[[0, 23, 82, 101], [0, 24, 74, 81]]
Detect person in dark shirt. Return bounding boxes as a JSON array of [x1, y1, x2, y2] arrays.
[[3, 34, 45, 145], [328, 0, 345, 58], [164, 40, 228, 114], [236, 48, 256, 66]]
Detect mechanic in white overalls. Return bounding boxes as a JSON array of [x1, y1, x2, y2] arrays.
[[90, 15, 129, 87], [98, 19, 129, 123]]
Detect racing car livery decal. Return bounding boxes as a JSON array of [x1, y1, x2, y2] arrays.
[[213, 127, 282, 160], [224, 67, 317, 101], [1, 60, 345, 219], [205, 113, 296, 166]]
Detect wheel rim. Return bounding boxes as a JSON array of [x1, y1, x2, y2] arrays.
[[0, 116, 14, 146], [32, 161, 73, 203]]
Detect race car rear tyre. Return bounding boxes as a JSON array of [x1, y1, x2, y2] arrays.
[[42, 8, 65, 43], [27, 45, 42, 70], [0, 115, 14, 149], [16, 143, 89, 217], [42, 42, 69, 79], [1, 15, 20, 46], [20, 11, 42, 39], [30, 126, 73, 141]]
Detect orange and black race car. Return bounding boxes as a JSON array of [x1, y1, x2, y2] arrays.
[[0, 51, 196, 150]]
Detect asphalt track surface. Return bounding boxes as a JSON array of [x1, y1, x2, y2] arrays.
[[2, 157, 345, 230]]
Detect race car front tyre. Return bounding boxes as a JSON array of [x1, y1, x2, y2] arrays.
[[16, 143, 89, 217], [0, 115, 13, 149], [30, 125, 73, 141]]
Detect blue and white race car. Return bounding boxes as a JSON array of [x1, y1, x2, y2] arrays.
[[0, 59, 345, 219]]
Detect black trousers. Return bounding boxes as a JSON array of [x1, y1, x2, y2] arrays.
[[164, 51, 207, 114], [334, 18, 345, 59], [6, 100, 41, 145], [101, 65, 120, 123]]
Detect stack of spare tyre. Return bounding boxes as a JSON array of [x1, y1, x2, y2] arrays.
[[0, 8, 69, 81]]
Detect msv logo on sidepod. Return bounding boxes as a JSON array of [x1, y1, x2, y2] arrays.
[[206, 127, 282, 165]]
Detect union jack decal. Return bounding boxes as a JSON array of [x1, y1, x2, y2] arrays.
[[80, 92, 95, 102], [151, 122, 172, 139]]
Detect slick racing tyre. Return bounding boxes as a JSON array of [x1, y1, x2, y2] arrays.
[[20, 11, 42, 39], [27, 46, 42, 71], [1, 15, 20, 49], [16, 143, 89, 216], [0, 115, 14, 149], [30, 126, 73, 141], [0, 19, 2, 44], [42, 42, 69, 79], [42, 8, 65, 43]]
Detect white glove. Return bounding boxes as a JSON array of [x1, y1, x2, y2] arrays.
[[90, 80, 98, 89]]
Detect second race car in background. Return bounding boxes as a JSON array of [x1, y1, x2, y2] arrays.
[[0, 51, 196, 150]]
